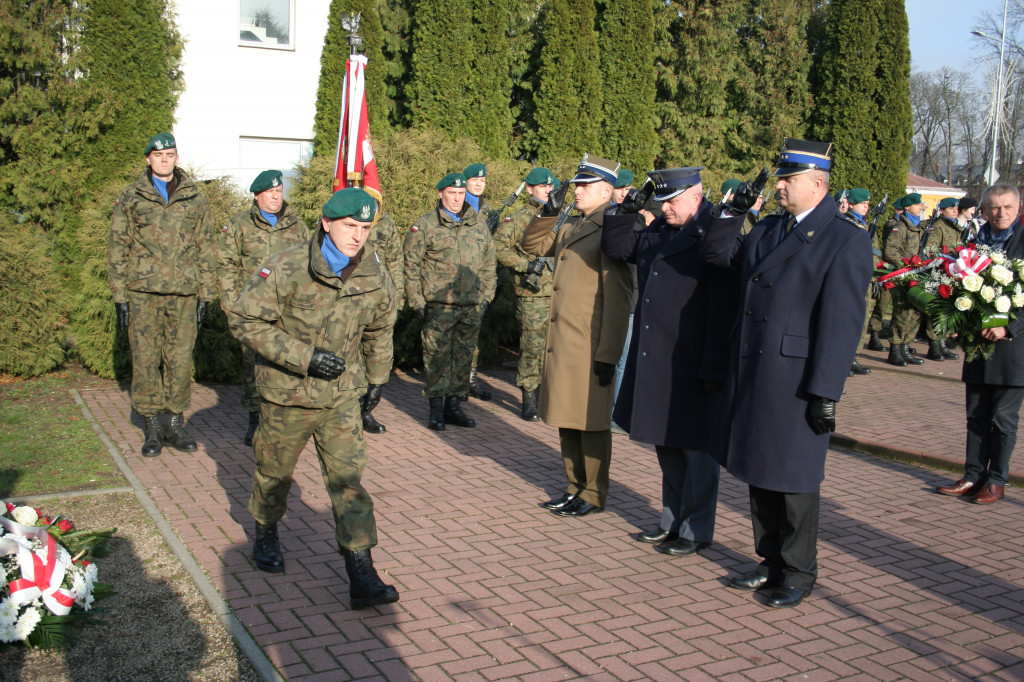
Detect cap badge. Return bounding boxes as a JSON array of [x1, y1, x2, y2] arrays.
[[272, 178, 279, 187], [360, 204, 372, 220], [154, 141, 163, 150]]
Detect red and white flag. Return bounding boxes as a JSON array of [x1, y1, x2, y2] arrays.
[[333, 54, 382, 206]]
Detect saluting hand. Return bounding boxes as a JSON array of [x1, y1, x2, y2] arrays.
[[541, 179, 570, 218], [619, 181, 654, 215]]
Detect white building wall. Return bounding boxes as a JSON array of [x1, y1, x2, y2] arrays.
[[171, 0, 332, 191]]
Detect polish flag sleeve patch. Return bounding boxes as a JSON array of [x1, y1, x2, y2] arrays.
[[259, 267, 272, 278]]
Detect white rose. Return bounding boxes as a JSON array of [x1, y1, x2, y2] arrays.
[[955, 296, 973, 311], [11, 506, 37, 526], [1013, 294, 1024, 308], [996, 296, 1012, 313], [981, 286, 996, 302], [990, 264, 1014, 286], [991, 252, 1006, 264], [962, 274, 984, 292]]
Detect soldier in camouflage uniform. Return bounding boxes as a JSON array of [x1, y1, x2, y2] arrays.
[[866, 198, 907, 350], [463, 162, 494, 401], [227, 187, 399, 610], [843, 188, 874, 377], [359, 210, 404, 435], [217, 169, 310, 446], [883, 193, 960, 365], [404, 172, 497, 430], [493, 167, 556, 420], [108, 133, 215, 457]]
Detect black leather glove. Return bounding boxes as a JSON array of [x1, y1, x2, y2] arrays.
[[730, 168, 770, 213], [807, 396, 836, 435], [541, 179, 570, 217], [415, 306, 427, 322], [308, 347, 346, 380], [115, 302, 130, 331], [196, 300, 209, 328], [526, 260, 545, 276], [619, 181, 654, 214], [593, 361, 615, 387], [361, 383, 385, 412]]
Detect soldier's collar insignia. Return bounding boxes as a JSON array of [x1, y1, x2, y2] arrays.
[[806, 231, 815, 237], [259, 267, 272, 278]]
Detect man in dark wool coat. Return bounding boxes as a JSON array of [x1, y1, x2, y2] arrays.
[[937, 184, 1024, 505], [601, 167, 738, 557], [702, 139, 874, 608]]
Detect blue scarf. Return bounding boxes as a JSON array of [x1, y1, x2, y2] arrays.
[[259, 209, 278, 227], [849, 210, 865, 226], [441, 206, 461, 223], [152, 176, 169, 202], [977, 221, 1016, 248], [465, 193, 481, 212], [905, 212, 921, 226], [320, 235, 350, 275]]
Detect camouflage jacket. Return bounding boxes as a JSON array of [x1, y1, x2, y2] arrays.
[[217, 200, 310, 310], [928, 215, 964, 249], [227, 230, 397, 408], [494, 197, 553, 297], [107, 169, 216, 303], [884, 213, 959, 264], [371, 211, 405, 307], [403, 202, 496, 309]]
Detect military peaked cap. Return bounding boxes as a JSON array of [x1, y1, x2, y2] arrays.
[[773, 138, 833, 177], [571, 153, 620, 184], [648, 166, 704, 201]]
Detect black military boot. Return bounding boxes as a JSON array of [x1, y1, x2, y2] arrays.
[[253, 522, 285, 573], [244, 410, 260, 446], [163, 412, 198, 452], [927, 339, 946, 361], [866, 330, 885, 351], [360, 384, 386, 434], [141, 414, 163, 457], [887, 344, 908, 367], [444, 396, 476, 427], [342, 548, 399, 609], [521, 388, 540, 421], [902, 344, 924, 365], [941, 340, 959, 360], [849, 360, 871, 376], [467, 368, 492, 401], [427, 396, 446, 431]]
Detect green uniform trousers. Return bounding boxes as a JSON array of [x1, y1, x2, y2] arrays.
[[248, 399, 377, 551], [517, 295, 551, 391], [127, 291, 197, 417], [558, 427, 612, 508], [421, 303, 483, 398], [241, 346, 259, 413], [868, 287, 892, 333]]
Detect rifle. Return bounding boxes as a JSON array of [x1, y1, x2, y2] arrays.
[[837, 189, 849, 207], [486, 181, 527, 233], [524, 199, 575, 292], [866, 193, 889, 243]]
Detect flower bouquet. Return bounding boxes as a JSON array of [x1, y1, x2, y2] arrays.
[[876, 245, 1024, 362], [0, 501, 115, 650]]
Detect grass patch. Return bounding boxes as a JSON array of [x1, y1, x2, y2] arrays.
[[0, 365, 126, 498]]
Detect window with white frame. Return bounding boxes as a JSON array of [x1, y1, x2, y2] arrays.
[[239, 0, 294, 50]]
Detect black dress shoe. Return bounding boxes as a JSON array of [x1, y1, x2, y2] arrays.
[[553, 498, 603, 517], [766, 585, 808, 608], [658, 538, 710, 557], [637, 527, 676, 544], [728, 572, 779, 591], [542, 492, 578, 510]]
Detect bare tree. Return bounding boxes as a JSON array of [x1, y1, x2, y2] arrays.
[[910, 70, 942, 177]]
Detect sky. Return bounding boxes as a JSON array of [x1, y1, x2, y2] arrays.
[[906, 0, 1007, 78]]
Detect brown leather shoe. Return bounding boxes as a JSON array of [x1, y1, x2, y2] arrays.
[[936, 478, 979, 496], [972, 483, 1004, 504]]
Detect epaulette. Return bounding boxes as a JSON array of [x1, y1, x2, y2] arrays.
[[838, 213, 864, 229]]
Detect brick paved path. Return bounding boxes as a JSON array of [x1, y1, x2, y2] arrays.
[[79, 347, 1024, 681]]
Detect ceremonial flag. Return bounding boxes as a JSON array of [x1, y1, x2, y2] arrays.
[[333, 54, 382, 206]]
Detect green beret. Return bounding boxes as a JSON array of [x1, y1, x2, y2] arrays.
[[323, 188, 377, 222], [249, 170, 283, 194], [721, 179, 741, 195], [436, 172, 467, 190], [144, 132, 176, 156], [938, 197, 959, 209], [464, 163, 486, 178], [834, 189, 849, 202], [903, 192, 923, 205], [847, 188, 870, 204], [552, 177, 562, 190], [525, 167, 555, 185], [615, 169, 635, 189]]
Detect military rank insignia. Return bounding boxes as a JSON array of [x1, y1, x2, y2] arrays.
[[259, 267, 272, 278]]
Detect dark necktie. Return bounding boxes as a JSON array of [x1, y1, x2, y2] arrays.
[[779, 214, 796, 245]]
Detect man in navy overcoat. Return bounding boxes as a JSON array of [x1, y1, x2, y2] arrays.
[[702, 139, 874, 608]]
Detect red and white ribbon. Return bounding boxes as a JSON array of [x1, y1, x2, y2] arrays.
[[1, 516, 76, 615], [944, 247, 992, 278]]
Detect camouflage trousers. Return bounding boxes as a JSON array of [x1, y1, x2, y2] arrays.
[[859, 285, 873, 347], [890, 301, 943, 344], [516, 295, 551, 391], [421, 303, 483, 398], [127, 291, 197, 417], [241, 346, 260, 413], [249, 399, 377, 551], [868, 287, 892, 333]]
